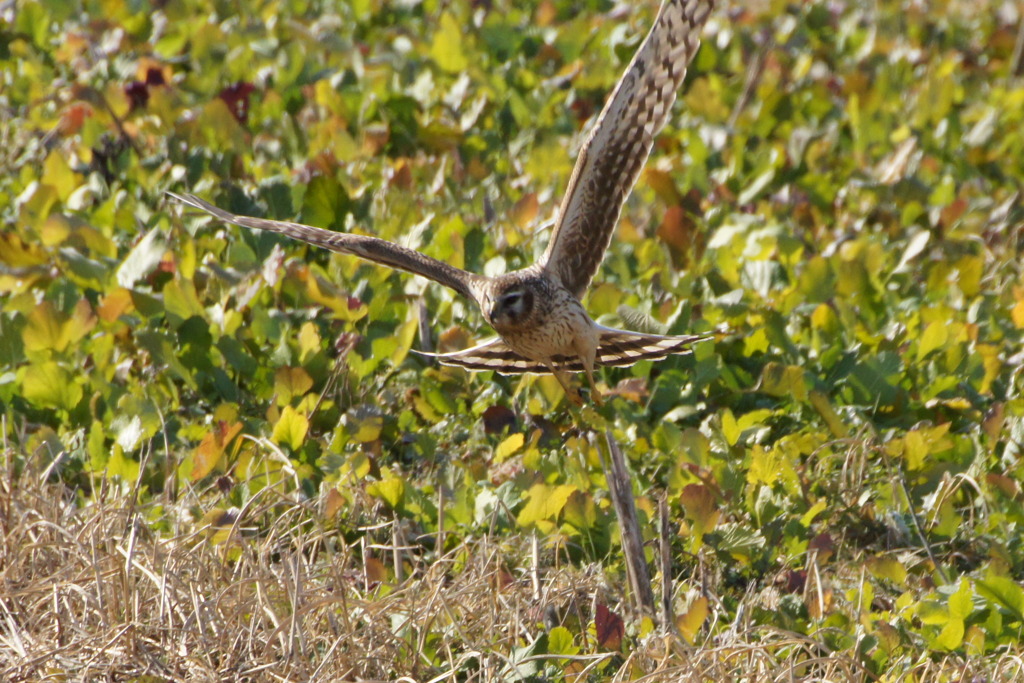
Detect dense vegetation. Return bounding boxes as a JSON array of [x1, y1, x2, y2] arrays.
[[2, 0, 1023, 679]]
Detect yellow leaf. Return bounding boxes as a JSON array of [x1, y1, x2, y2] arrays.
[[274, 366, 314, 404], [903, 430, 927, 470], [676, 597, 708, 644], [0, 230, 49, 268], [430, 12, 468, 73], [272, 406, 309, 450], [352, 414, 383, 443], [743, 327, 770, 354], [865, 555, 907, 584], [65, 299, 97, 346], [298, 322, 321, 362], [721, 409, 740, 446], [367, 472, 405, 510], [389, 315, 419, 367], [1012, 300, 1024, 329], [965, 625, 985, 656], [760, 363, 807, 402], [644, 168, 682, 205], [933, 618, 964, 651], [517, 483, 577, 527], [23, 301, 67, 353], [198, 98, 248, 151], [809, 390, 849, 438], [976, 344, 1001, 394], [810, 302, 838, 332], [748, 444, 790, 487], [39, 214, 71, 246], [495, 432, 525, 463], [799, 500, 828, 527], [917, 320, 948, 361], [163, 278, 206, 323], [42, 150, 82, 201]]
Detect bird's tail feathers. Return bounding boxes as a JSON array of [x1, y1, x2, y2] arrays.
[[592, 326, 710, 368]]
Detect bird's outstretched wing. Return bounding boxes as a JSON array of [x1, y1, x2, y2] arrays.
[[414, 328, 710, 374], [168, 192, 487, 303], [538, 0, 714, 299]]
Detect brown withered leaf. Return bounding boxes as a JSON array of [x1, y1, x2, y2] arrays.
[[510, 193, 539, 230]]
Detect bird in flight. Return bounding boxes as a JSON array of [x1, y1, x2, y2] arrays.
[[170, 0, 714, 406]]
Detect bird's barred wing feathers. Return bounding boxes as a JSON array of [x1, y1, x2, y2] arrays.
[[168, 192, 486, 303], [414, 329, 710, 374], [539, 0, 714, 299]]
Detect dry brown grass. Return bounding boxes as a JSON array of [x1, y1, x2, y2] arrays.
[[2, 455, 1022, 682]]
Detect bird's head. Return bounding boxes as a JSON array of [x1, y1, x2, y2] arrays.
[[487, 283, 536, 332]]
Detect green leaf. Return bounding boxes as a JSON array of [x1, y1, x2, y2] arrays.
[[117, 228, 167, 287], [272, 406, 309, 451], [931, 618, 964, 651], [21, 361, 82, 411], [948, 578, 973, 621], [547, 626, 578, 656], [106, 445, 140, 482], [976, 574, 1024, 622]]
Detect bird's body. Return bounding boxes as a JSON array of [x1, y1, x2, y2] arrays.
[[169, 0, 715, 405]]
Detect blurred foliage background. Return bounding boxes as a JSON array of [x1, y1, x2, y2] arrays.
[[2, 0, 1024, 679]]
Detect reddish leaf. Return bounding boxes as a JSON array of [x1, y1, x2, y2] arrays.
[[482, 405, 517, 434], [656, 205, 698, 261], [144, 66, 165, 86], [124, 81, 149, 110], [595, 603, 624, 650], [59, 102, 93, 136], [219, 82, 256, 124], [782, 569, 807, 594], [809, 533, 834, 564]]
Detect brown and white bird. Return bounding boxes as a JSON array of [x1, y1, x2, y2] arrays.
[[169, 0, 714, 405]]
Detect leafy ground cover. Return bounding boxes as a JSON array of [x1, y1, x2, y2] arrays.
[[3, 0, 1024, 680]]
